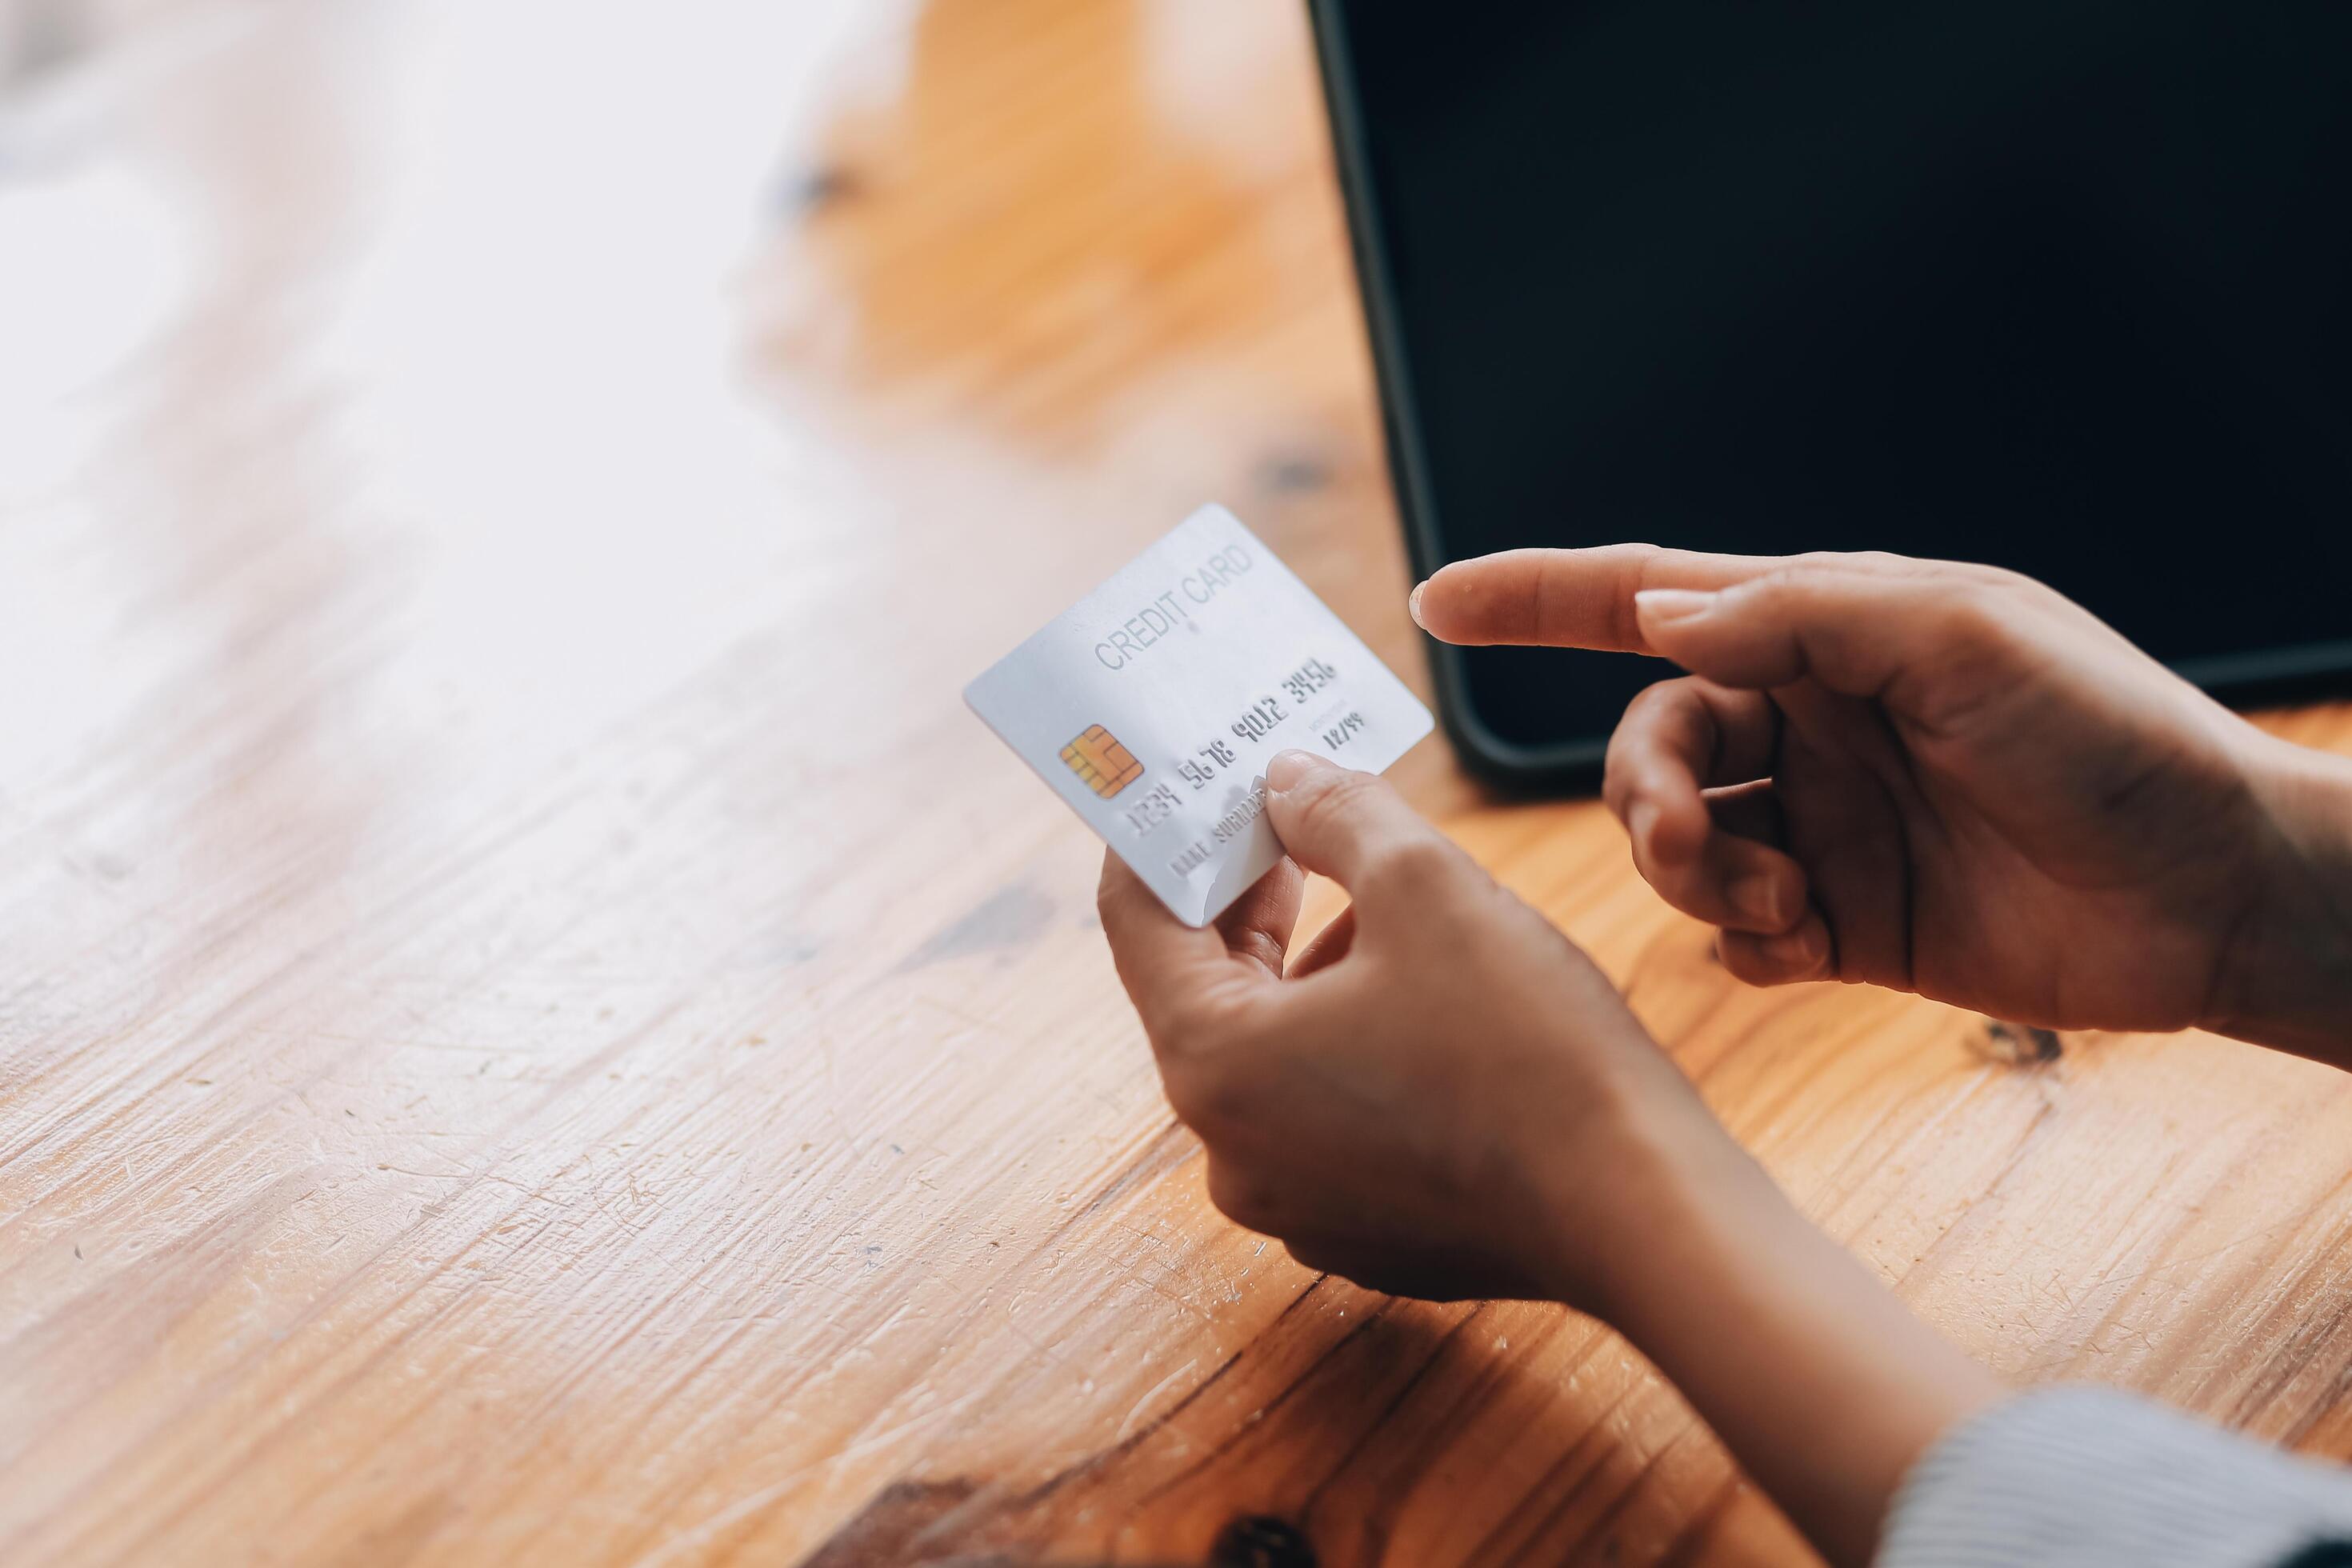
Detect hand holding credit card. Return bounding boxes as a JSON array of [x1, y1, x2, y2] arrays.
[[965, 505, 1434, 926]]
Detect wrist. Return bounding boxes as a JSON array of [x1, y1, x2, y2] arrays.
[[1520, 1065, 1779, 1324], [2203, 731, 2352, 1059]]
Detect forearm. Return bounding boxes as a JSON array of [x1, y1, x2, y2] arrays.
[[2206, 734, 2352, 1064], [1553, 1106, 2002, 1567]]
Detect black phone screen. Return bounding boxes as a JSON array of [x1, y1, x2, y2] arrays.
[[1314, 1, 2352, 777]]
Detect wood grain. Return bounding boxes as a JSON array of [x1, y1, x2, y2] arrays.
[[4, 2, 2350, 1563]]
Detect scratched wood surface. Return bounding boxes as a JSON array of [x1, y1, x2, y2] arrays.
[[5, 2, 2352, 1564]]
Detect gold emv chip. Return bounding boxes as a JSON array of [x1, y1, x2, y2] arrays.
[[1059, 725, 1144, 798]]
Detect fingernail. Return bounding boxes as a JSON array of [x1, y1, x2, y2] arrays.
[[1729, 873, 1783, 927], [1634, 588, 1717, 624], [1407, 582, 1428, 628], [1265, 750, 1324, 792], [1758, 920, 1828, 972]]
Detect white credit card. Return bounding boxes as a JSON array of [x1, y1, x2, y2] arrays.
[[965, 504, 1434, 926]]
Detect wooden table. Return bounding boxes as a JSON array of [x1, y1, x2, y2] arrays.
[[6, 2, 2350, 1562]]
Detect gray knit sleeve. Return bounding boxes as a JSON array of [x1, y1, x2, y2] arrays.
[[1878, 1387, 2352, 1567]]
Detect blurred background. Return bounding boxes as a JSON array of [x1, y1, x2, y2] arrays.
[[0, 0, 1426, 777]]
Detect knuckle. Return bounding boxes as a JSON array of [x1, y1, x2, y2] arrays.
[[1282, 1239, 1342, 1276], [1934, 583, 2015, 650], [1729, 567, 1810, 622], [2007, 572, 2084, 622], [1157, 989, 1245, 1058], [1752, 561, 1823, 599], [1162, 1059, 1237, 1134], [1967, 560, 2038, 594], [1363, 834, 1458, 900], [1162, 1038, 1262, 1134], [1614, 680, 1705, 765], [1714, 932, 1771, 985], [1209, 1175, 1280, 1234], [1614, 677, 1682, 736], [1147, 994, 1200, 1051]]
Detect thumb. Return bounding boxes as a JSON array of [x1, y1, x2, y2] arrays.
[[1631, 566, 2026, 705], [1261, 750, 1442, 891]]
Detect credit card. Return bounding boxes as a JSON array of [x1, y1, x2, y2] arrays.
[[965, 505, 1434, 926]]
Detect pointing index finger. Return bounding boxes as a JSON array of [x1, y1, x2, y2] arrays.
[[1412, 545, 1786, 652]]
